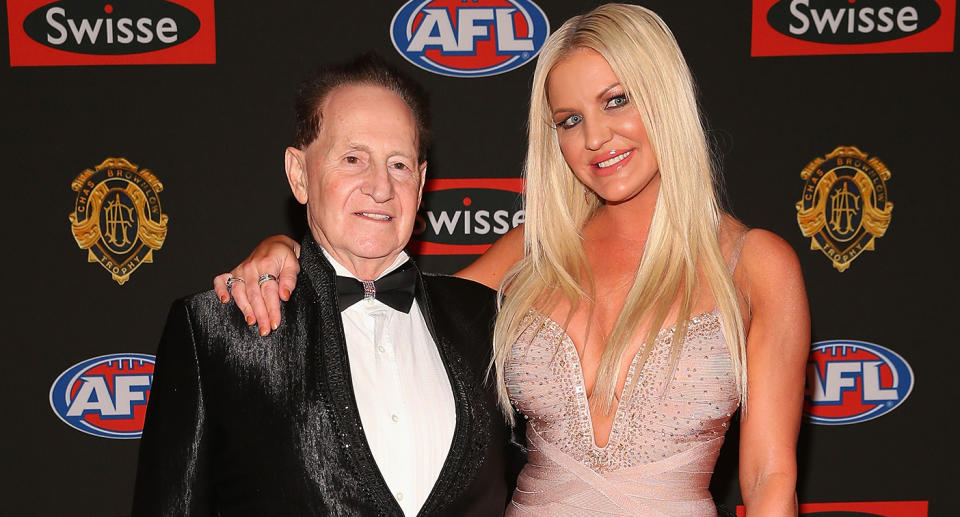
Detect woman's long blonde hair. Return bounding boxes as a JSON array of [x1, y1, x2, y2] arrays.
[[490, 4, 747, 423]]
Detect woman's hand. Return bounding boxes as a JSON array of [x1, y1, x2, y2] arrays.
[[213, 235, 301, 336]]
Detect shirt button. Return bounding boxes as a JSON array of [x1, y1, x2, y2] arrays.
[[377, 345, 386, 353], [391, 414, 399, 423], [396, 491, 404, 501]]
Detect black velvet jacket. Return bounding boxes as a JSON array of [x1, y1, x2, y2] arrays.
[[132, 236, 521, 516]]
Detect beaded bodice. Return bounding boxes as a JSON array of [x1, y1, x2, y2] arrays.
[[505, 309, 739, 474]]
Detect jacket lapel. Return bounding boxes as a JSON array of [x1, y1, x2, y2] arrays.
[[414, 270, 492, 516], [300, 236, 403, 515]]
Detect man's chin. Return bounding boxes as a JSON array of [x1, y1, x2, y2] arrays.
[[333, 242, 409, 273]]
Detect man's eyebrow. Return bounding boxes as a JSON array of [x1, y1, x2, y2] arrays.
[[388, 149, 416, 159], [346, 142, 372, 153], [347, 142, 415, 159]]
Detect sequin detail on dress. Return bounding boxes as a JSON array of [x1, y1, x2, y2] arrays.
[[504, 310, 739, 516]]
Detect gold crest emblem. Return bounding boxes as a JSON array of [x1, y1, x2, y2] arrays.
[[68, 157, 168, 285], [796, 146, 892, 272]]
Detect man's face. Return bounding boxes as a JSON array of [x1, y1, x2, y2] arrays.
[[285, 84, 426, 279]]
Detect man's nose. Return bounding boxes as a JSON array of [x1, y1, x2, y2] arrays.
[[360, 162, 395, 202], [584, 119, 612, 152]]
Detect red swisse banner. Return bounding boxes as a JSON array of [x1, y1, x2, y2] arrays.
[[737, 500, 929, 516], [408, 178, 524, 256], [752, 0, 955, 56], [7, 0, 216, 66]]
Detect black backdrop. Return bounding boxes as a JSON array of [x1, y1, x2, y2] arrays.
[[1, 1, 957, 515]]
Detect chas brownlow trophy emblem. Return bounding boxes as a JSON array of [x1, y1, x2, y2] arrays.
[[68, 157, 168, 284], [796, 146, 892, 272]]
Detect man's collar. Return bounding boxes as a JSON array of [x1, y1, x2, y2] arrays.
[[319, 247, 410, 282]]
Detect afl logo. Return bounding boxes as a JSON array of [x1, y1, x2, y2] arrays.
[[390, 0, 550, 78], [804, 340, 913, 425], [410, 178, 524, 255], [50, 353, 155, 439]]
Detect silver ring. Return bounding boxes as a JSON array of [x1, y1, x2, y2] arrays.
[[258, 273, 278, 286], [225, 276, 245, 290]]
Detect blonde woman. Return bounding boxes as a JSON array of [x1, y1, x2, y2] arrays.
[[216, 5, 808, 515]]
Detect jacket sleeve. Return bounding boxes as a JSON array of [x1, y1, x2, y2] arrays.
[[132, 299, 215, 516]]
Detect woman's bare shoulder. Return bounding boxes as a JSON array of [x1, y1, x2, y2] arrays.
[[719, 216, 795, 268], [717, 215, 804, 305], [455, 224, 525, 290], [741, 229, 801, 276], [735, 226, 805, 311]]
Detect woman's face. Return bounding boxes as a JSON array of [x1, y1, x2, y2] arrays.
[[547, 48, 660, 205]]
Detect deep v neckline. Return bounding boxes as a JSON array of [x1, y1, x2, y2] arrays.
[[534, 308, 721, 450]]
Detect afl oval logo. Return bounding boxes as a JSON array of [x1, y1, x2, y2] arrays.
[[50, 353, 155, 439], [804, 340, 913, 425], [390, 0, 550, 78]]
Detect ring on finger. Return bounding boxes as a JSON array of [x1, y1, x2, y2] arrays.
[[225, 277, 245, 290], [258, 273, 279, 287]]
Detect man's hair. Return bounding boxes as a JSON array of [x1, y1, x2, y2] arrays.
[[293, 53, 431, 161]]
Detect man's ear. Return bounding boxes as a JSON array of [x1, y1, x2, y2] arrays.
[[417, 161, 428, 207], [285, 147, 309, 204]]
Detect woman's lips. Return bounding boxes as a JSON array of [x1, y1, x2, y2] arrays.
[[592, 149, 634, 175]]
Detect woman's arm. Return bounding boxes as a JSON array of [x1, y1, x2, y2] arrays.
[[736, 230, 810, 516], [455, 224, 525, 289], [213, 235, 300, 336], [212, 225, 524, 335]]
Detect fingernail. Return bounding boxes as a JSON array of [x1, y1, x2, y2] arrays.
[[246, 316, 255, 325], [272, 321, 279, 330], [220, 295, 229, 303], [282, 289, 290, 300], [260, 327, 269, 337]]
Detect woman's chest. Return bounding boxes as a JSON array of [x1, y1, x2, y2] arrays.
[[505, 312, 739, 470]]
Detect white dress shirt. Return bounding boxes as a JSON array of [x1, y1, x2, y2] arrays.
[[322, 249, 456, 516]]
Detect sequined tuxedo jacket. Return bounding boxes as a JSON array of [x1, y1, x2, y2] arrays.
[[132, 236, 520, 516]]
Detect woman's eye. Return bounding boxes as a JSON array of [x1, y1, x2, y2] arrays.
[[605, 94, 628, 109], [558, 113, 583, 129]]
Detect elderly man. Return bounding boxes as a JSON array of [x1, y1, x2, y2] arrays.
[[132, 56, 518, 516]]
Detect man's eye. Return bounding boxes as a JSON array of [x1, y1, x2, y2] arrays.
[[557, 113, 583, 129], [605, 94, 628, 109], [345, 156, 360, 164], [391, 162, 410, 171]]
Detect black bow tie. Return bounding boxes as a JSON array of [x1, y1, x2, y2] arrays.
[[335, 261, 417, 313]]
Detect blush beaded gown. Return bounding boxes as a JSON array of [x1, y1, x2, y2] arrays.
[[504, 246, 744, 516]]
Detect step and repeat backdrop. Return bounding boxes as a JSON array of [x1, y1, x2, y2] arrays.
[[1, 1, 956, 515]]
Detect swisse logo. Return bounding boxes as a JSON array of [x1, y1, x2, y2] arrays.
[[409, 178, 524, 255], [804, 340, 913, 425], [50, 353, 154, 439], [390, 0, 549, 78], [751, 0, 955, 56], [768, 0, 940, 43], [24, 0, 199, 54], [8, 1, 216, 66], [735, 500, 928, 516]]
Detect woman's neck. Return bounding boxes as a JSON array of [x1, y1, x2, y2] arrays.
[[589, 180, 659, 244]]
